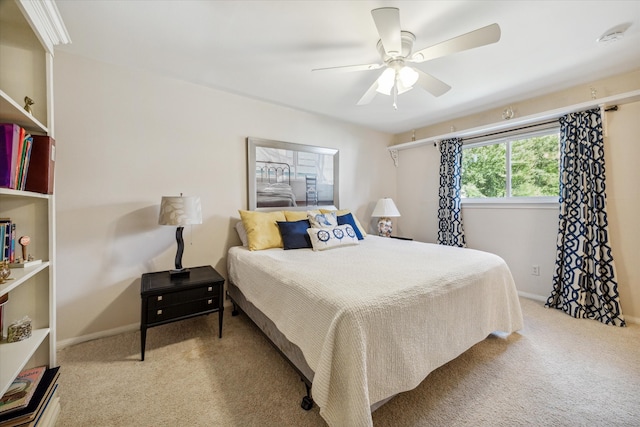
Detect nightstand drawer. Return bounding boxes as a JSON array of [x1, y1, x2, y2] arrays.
[[147, 296, 220, 323], [147, 285, 220, 309]]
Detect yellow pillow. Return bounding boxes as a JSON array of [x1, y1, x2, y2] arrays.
[[283, 210, 308, 221], [283, 210, 321, 221], [238, 210, 286, 251], [320, 209, 367, 237]]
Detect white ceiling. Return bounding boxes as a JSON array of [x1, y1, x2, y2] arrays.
[[54, 1, 640, 134]]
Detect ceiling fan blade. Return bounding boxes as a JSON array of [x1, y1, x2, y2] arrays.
[[357, 78, 380, 105], [414, 68, 451, 97], [312, 63, 383, 73], [410, 23, 501, 63], [371, 7, 402, 57]]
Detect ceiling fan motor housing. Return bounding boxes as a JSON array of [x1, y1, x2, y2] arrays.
[[376, 31, 416, 62]]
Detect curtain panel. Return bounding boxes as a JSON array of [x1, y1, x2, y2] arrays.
[[545, 108, 625, 326], [437, 138, 466, 247]]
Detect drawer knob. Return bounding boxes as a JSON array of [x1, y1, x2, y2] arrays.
[[208, 286, 213, 292], [157, 296, 163, 301], [207, 299, 213, 305], [157, 309, 163, 315]]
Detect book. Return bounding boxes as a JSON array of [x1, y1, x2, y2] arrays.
[[18, 136, 33, 191], [15, 135, 32, 191], [12, 128, 25, 190], [0, 124, 21, 189], [0, 219, 10, 262], [0, 367, 46, 415], [0, 367, 59, 427], [24, 136, 55, 195], [8, 223, 15, 264]]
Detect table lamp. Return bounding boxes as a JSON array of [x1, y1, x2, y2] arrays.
[[158, 194, 202, 277], [372, 198, 401, 237]]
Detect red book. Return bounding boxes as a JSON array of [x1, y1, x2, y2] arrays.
[[25, 136, 55, 195]]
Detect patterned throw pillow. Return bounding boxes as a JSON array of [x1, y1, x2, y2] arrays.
[[307, 224, 359, 251], [308, 211, 338, 229], [336, 213, 364, 240]]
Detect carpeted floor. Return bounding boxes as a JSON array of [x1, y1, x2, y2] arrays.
[[55, 298, 640, 426]]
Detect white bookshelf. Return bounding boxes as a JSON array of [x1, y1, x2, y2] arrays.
[[0, 5, 69, 424]]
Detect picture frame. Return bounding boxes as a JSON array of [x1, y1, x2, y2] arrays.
[[247, 137, 339, 211]]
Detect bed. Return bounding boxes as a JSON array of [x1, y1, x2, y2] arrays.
[[256, 161, 297, 207], [227, 212, 523, 427]]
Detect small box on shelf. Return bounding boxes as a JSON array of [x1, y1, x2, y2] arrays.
[[9, 260, 42, 269]]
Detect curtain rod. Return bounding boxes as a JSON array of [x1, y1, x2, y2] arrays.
[[388, 90, 639, 152], [459, 105, 618, 145]]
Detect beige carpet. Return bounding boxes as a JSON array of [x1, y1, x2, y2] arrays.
[[56, 298, 640, 426]]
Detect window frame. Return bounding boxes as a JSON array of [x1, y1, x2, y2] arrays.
[[460, 126, 561, 206]]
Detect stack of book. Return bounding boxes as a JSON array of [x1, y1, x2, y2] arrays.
[[0, 366, 60, 427], [0, 219, 15, 263], [0, 124, 55, 194]]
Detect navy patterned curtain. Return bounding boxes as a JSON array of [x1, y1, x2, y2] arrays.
[[545, 108, 625, 326], [437, 138, 466, 247]]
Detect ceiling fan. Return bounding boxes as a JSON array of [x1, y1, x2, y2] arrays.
[[312, 7, 501, 109]]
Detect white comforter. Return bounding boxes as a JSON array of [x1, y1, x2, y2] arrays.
[[227, 236, 523, 427]]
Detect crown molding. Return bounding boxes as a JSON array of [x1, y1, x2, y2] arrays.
[[17, 0, 71, 55]]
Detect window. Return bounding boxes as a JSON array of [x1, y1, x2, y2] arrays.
[[461, 128, 560, 200]]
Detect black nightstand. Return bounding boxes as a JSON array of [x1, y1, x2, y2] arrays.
[[140, 265, 225, 361]]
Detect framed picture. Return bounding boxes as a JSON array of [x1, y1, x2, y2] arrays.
[[247, 137, 339, 211]]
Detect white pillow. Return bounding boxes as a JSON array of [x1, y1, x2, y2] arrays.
[[235, 221, 248, 247], [308, 211, 338, 229], [307, 224, 359, 251]]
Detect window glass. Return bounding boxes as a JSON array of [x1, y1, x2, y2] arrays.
[[461, 129, 559, 199], [510, 135, 560, 197], [461, 143, 506, 198]]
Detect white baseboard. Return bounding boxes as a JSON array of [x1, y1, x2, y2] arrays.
[[517, 291, 547, 303], [517, 291, 638, 324], [56, 322, 139, 350]]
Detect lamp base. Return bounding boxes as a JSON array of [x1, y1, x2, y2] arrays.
[[377, 217, 392, 237], [169, 268, 190, 278]]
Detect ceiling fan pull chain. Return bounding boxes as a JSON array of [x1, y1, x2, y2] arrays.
[[393, 83, 398, 110]]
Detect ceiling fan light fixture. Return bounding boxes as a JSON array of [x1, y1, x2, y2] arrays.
[[376, 68, 396, 95], [398, 66, 418, 87]]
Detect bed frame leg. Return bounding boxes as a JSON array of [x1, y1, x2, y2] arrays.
[[231, 302, 240, 317], [300, 380, 314, 411]]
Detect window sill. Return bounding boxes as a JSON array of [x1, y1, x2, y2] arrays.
[[461, 197, 559, 209]]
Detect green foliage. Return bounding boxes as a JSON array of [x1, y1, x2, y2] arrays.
[[461, 134, 559, 198], [511, 135, 560, 197], [462, 143, 506, 198]]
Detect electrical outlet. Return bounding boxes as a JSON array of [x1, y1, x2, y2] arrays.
[[532, 265, 540, 276]]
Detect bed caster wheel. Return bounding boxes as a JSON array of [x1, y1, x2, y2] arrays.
[[301, 396, 314, 411]]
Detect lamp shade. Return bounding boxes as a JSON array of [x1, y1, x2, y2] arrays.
[[372, 198, 401, 218], [158, 196, 202, 226]]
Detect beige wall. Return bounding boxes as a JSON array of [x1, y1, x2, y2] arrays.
[[395, 76, 640, 323], [53, 51, 396, 345]]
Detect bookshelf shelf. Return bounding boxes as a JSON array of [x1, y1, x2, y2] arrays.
[[0, 90, 48, 135], [0, 262, 50, 296], [0, 328, 50, 397]]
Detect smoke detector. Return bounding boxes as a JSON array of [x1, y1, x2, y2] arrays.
[[597, 23, 630, 44]]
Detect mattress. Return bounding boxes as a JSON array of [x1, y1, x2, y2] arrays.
[[227, 236, 523, 427]]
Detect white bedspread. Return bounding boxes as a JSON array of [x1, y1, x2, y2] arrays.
[[227, 236, 523, 427]]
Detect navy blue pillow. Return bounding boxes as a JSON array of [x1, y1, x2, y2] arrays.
[[337, 213, 363, 240], [276, 219, 312, 250]]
